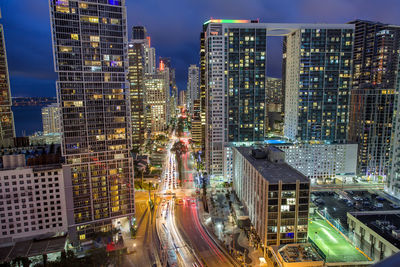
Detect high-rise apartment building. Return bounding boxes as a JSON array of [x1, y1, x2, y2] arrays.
[[49, 0, 135, 243], [0, 24, 15, 143], [232, 147, 310, 248], [266, 78, 283, 105], [348, 20, 400, 179], [42, 103, 61, 134], [191, 99, 202, 145], [132, 26, 147, 40], [179, 90, 186, 107], [128, 38, 146, 150], [144, 69, 169, 133], [199, 32, 207, 152], [186, 65, 199, 114], [203, 20, 354, 181], [284, 26, 354, 142]]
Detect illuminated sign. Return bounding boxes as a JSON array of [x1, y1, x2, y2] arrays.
[[203, 19, 251, 25]]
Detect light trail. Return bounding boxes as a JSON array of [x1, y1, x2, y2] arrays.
[[190, 203, 226, 262]]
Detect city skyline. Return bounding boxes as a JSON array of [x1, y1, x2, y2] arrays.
[[2, 0, 400, 97], [2, 1, 400, 266]]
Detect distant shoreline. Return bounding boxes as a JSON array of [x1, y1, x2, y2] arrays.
[[12, 97, 57, 107]]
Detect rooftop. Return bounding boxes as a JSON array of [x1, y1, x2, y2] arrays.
[[277, 243, 323, 263], [349, 211, 400, 250], [0, 235, 66, 262], [234, 146, 309, 184]]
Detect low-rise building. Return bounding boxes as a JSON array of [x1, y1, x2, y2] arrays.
[[348, 211, 400, 262], [0, 154, 67, 247], [267, 243, 324, 267], [232, 146, 310, 252], [275, 141, 357, 184], [226, 139, 357, 184]]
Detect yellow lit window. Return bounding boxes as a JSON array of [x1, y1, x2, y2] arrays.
[[79, 234, 86, 240], [90, 36, 100, 42], [71, 34, 79, 40], [59, 46, 72, 52], [110, 19, 120, 25], [79, 3, 88, 8], [81, 16, 99, 23]]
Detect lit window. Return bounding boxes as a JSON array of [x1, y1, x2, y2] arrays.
[[110, 19, 120, 25], [90, 36, 100, 42], [59, 46, 72, 52], [71, 34, 79, 40]]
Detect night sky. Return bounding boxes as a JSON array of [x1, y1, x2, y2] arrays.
[[1, 0, 400, 97]]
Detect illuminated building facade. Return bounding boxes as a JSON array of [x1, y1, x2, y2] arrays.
[[179, 90, 186, 107], [144, 70, 169, 133], [266, 78, 283, 106], [348, 20, 400, 179], [42, 103, 61, 134], [49, 0, 135, 243], [128, 38, 146, 150], [283, 25, 354, 142], [0, 24, 15, 143], [232, 147, 310, 247], [187, 64, 199, 114], [203, 20, 353, 181], [191, 99, 202, 145], [199, 32, 206, 152]]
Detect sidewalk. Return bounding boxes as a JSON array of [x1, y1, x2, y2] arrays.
[[199, 189, 264, 266]]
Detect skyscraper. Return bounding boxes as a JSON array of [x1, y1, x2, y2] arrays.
[[284, 26, 354, 142], [186, 64, 199, 114], [49, 0, 134, 243], [42, 103, 61, 134], [348, 20, 400, 178], [203, 20, 354, 182], [199, 31, 207, 152], [132, 25, 147, 40], [144, 70, 169, 133], [179, 90, 186, 107], [128, 40, 146, 150], [0, 24, 15, 143]]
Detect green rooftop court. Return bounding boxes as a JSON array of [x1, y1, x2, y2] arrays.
[[308, 215, 371, 263]]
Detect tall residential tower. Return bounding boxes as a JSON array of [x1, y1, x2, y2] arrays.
[[348, 20, 400, 178], [0, 24, 15, 143], [203, 20, 354, 182], [186, 64, 199, 114], [283, 26, 354, 142], [49, 0, 134, 242]]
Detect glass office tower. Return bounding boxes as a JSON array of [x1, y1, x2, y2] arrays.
[[49, 0, 134, 243]]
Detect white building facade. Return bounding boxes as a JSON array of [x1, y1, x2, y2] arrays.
[[0, 158, 67, 246], [42, 103, 61, 134], [276, 142, 357, 183]]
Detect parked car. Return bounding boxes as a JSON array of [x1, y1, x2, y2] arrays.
[[390, 203, 400, 209], [376, 196, 386, 201], [375, 202, 384, 208], [314, 198, 325, 205]]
